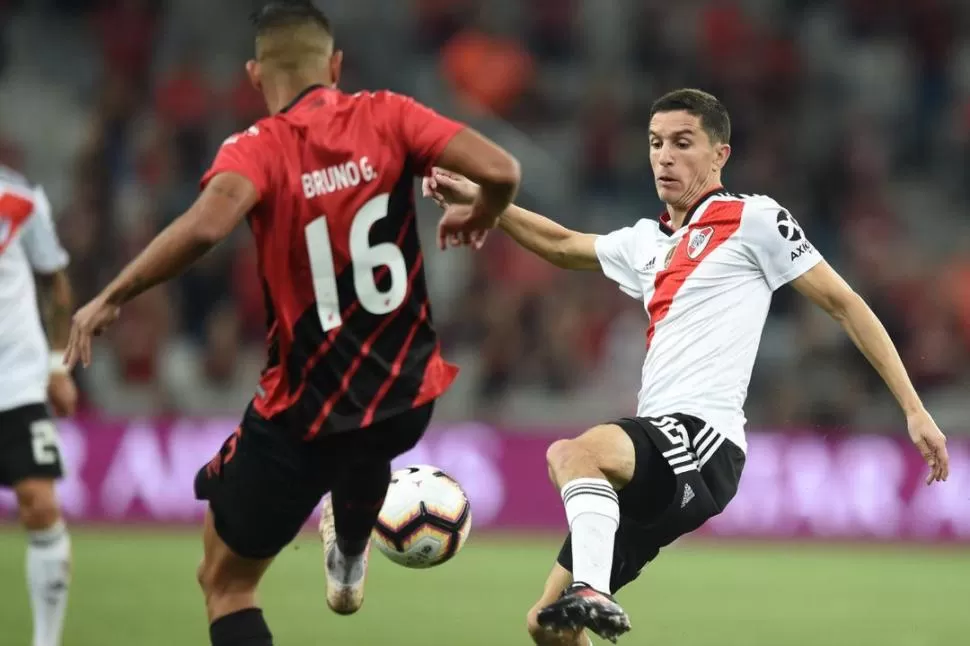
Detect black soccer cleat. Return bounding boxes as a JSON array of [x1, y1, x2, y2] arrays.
[[537, 582, 631, 643]]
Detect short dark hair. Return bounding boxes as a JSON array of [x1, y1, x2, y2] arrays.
[[250, 1, 333, 39], [650, 89, 731, 145]]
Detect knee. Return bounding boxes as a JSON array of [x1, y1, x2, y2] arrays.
[[527, 606, 579, 646], [547, 425, 635, 490], [197, 555, 261, 605], [546, 438, 585, 475], [197, 558, 215, 598], [196, 557, 238, 601], [525, 606, 544, 644], [15, 480, 60, 531]]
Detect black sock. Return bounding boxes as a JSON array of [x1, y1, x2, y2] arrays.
[[210, 608, 273, 646], [332, 461, 392, 555]]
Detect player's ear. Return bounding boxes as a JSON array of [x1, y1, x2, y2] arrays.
[[245, 59, 262, 93], [329, 50, 343, 87], [714, 143, 731, 171]]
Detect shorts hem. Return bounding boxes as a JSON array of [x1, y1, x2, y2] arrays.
[[208, 502, 289, 561]]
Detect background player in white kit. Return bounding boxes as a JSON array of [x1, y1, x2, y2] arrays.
[[0, 165, 77, 646], [424, 88, 950, 645]]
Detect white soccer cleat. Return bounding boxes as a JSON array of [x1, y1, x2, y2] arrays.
[[319, 496, 369, 615]]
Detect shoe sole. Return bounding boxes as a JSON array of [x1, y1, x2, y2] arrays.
[[537, 595, 631, 643], [319, 497, 367, 615]]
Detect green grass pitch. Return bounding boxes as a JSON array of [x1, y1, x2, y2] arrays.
[[0, 528, 966, 645]]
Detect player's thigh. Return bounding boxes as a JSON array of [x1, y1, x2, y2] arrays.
[[14, 477, 61, 529], [621, 414, 745, 531], [526, 562, 588, 646], [199, 508, 274, 590], [611, 417, 679, 523], [0, 405, 64, 520], [547, 421, 639, 491], [194, 407, 332, 560]]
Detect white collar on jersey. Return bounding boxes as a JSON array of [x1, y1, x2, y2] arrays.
[[659, 187, 731, 235]]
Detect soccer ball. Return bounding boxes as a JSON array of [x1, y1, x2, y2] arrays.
[[372, 465, 472, 568]]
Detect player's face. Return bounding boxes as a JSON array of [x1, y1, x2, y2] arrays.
[[649, 111, 730, 209]]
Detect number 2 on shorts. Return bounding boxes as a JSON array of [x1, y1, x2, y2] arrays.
[[30, 420, 60, 465]]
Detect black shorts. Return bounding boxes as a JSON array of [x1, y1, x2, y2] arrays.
[[0, 403, 64, 487], [557, 413, 745, 593], [194, 401, 434, 560]]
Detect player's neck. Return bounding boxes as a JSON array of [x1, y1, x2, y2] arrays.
[[267, 76, 334, 114], [665, 181, 723, 230], [664, 206, 690, 230]]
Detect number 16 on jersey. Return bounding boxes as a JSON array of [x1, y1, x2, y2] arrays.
[[305, 193, 409, 332]]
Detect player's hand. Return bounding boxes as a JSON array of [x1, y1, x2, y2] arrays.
[[436, 204, 494, 250], [422, 167, 479, 209], [907, 408, 949, 485], [64, 296, 121, 370], [47, 372, 78, 417]]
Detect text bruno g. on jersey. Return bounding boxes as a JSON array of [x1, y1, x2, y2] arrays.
[[301, 157, 378, 199]]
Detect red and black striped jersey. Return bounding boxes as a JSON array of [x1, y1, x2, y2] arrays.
[[200, 86, 463, 439]]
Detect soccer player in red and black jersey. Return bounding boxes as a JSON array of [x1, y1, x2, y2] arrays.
[[63, 2, 520, 644]]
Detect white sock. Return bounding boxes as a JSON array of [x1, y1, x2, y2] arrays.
[[326, 543, 366, 586], [27, 521, 71, 646], [561, 478, 620, 594]]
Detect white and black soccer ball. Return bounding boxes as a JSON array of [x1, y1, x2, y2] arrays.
[[372, 465, 472, 569]]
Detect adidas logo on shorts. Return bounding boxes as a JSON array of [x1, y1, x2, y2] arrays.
[[681, 484, 695, 508]]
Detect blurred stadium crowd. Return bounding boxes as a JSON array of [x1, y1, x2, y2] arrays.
[[0, 0, 968, 430]]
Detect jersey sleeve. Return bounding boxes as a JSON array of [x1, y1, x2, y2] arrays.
[[388, 93, 465, 176], [594, 221, 651, 300], [746, 203, 823, 291], [200, 126, 272, 198], [20, 186, 69, 274]]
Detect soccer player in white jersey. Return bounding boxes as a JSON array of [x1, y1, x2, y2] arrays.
[[424, 88, 950, 644], [0, 165, 76, 646]]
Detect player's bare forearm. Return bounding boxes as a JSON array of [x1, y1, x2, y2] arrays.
[[469, 179, 518, 229], [35, 270, 73, 350], [101, 218, 216, 306], [793, 262, 923, 417], [498, 205, 600, 270], [435, 128, 520, 225], [836, 294, 923, 416], [102, 172, 258, 306]]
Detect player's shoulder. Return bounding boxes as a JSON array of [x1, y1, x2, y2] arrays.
[[346, 89, 428, 121], [631, 217, 663, 237], [0, 164, 34, 195], [0, 166, 50, 215], [727, 192, 789, 219], [606, 217, 663, 242], [705, 190, 782, 211], [358, 89, 417, 108], [219, 122, 271, 149], [707, 191, 791, 227], [720, 193, 811, 255]]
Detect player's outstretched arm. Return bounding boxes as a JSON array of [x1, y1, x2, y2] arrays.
[[64, 172, 257, 369], [497, 205, 600, 270], [791, 262, 949, 484], [100, 172, 257, 306], [424, 168, 599, 271]]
